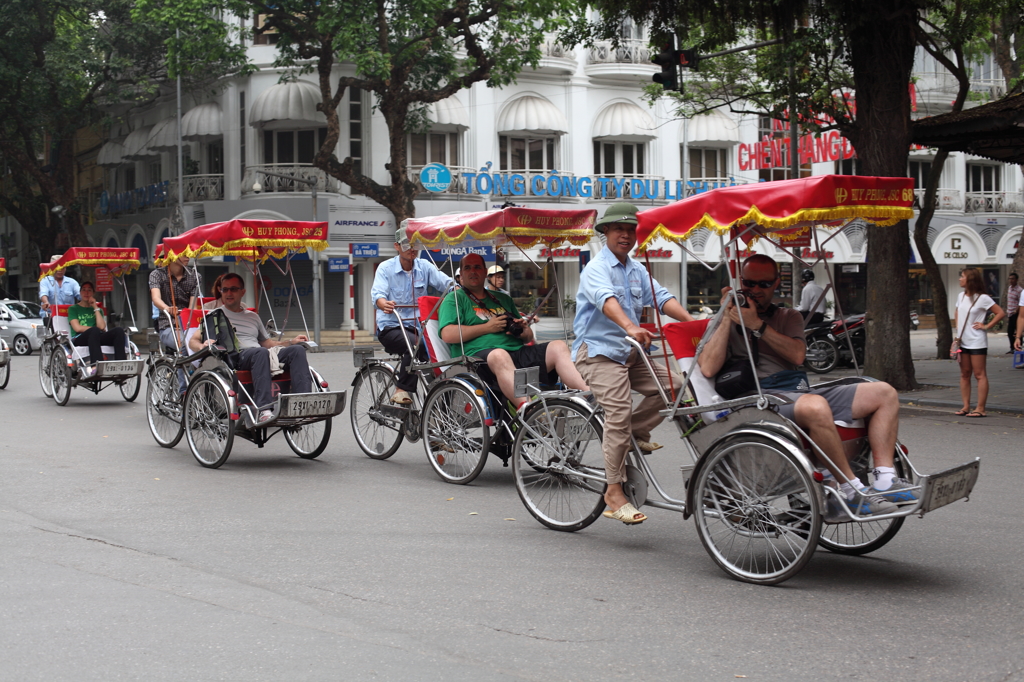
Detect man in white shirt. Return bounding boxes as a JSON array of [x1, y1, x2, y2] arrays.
[[191, 272, 311, 424], [797, 270, 827, 324]]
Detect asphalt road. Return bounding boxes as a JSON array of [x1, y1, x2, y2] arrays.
[[1, 351, 1022, 681]]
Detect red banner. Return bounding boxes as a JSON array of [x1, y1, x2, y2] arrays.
[[39, 248, 141, 281], [154, 220, 328, 265]]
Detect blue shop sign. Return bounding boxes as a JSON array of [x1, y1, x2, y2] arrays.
[[421, 245, 495, 263], [351, 243, 379, 258], [420, 163, 452, 192]]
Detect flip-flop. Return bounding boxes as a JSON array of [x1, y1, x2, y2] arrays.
[[953, 409, 970, 416], [965, 412, 986, 418], [603, 502, 647, 525]]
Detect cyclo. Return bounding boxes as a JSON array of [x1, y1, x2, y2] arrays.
[[0, 257, 9, 389], [349, 206, 597, 484], [145, 219, 346, 468], [510, 175, 980, 584], [36, 248, 145, 406]]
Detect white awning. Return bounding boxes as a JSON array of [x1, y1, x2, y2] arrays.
[[427, 96, 469, 131], [592, 102, 656, 141], [96, 141, 126, 167], [181, 102, 223, 141], [146, 117, 180, 152], [684, 109, 740, 145], [249, 80, 326, 130], [497, 96, 567, 135], [122, 126, 157, 159]]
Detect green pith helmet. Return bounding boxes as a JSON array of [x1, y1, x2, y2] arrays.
[[595, 202, 640, 233], [395, 226, 410, 247]]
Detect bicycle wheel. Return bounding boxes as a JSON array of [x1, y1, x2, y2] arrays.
[[693, 436, 821, 585], [38, 340, 53, 397], [0, 361, 8, 389], [350, 365, 405, 460], [285, 418, 332, 459], [184, 374, 235, 468], [805, 338, 839, 374], [513, 398, 606, 532], [818, 450, 906, 555], [421, 380, 489, 484], [146, 359, 184, 448], [119, 372, 141, 402], [50, 349, 72, 406]]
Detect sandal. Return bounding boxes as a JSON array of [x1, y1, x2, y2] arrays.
[[953, 409, 970, 416], [965, 411, 986, 418], [602, 502, 647, 525]]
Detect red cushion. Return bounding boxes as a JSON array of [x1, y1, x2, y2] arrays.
[[180, 308, 208, 329], [662, 320, 711, 359], [236, 370, 291, 384]]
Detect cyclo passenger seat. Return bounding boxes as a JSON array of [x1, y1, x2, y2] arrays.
[[53, 303, 124, 363]]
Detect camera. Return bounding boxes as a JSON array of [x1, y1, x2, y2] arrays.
[[500, 312, 525, 337], [733, 291, 749, 308]]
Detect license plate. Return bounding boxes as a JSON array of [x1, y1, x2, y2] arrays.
[[284, 394, 337, 418], [921, 460, 980, 513], [100, 361, 140, 376]]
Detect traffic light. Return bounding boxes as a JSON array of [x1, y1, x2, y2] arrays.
[[652, 44, 680, 91], [679, 49, 700, 71]]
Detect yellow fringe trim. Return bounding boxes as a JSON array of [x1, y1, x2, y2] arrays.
[[154, 238, 327, 267], [409, 225, 505, 248], [38, 259, 141, 282], [410, 226, 593, 250]]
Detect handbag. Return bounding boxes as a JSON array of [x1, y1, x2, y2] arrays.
[[714, 357, 758, 400], [951, 294, 978, 360]]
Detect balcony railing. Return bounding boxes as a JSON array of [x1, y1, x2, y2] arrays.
[[169, 174, 224, 203], [965, 191, 1024, 213], [587, 39, 652, 65], [241, 164, 340, 195], [914, 188, 963, 211], [541, 40, 575, 60]]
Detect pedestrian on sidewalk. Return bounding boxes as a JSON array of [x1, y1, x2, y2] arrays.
[[1005, 273, 1021, 353], [954, 268, 1005, 418]]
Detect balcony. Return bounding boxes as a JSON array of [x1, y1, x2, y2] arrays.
[[965, 191, 1023, 214], [585, 39, 658, 82], [914, 188, 963, 211], [241, 165, 340, 195], [169, 175, 224, 203], [528, 39, 577, 75]]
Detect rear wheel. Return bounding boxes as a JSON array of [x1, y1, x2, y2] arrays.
[[184, 374, 235, 468], [693, 437, 821, 585], [805, 338, 838, 374], [38, 340, 54, 397], [421, 380, 489, 484], [350, 365, 405, 460], [513, 399, 606, 532], [50, 349, 72, 406], [146, 359, 184, 448]]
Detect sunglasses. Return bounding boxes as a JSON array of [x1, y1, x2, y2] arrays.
[[741, 278, 777, 289], [220, 286, 243, 293]]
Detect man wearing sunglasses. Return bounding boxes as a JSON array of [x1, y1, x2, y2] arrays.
[[698, 254, 918, 517]]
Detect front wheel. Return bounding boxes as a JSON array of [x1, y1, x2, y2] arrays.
[[421, 380, 489, 484], [350, 365, 405, 460], [513, 398, 606, 532], [805, 337, 839, 374], [693, 437, 821, 585], [50, 349, 72, 406], [38, 341, 53, 397], [119, 372, 141, 402], [146, 359, 184, 448], [0, 361, 9, 389], [12, 334, 31, 356], [184, 374, 235, 468], [285, 417, 332, 459]]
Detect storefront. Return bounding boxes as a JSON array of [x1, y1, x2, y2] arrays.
[[505, 244, 584, 317]]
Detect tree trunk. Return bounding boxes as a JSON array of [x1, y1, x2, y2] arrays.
[[913, 149, 953, 358], [847, 0, 919, 390]]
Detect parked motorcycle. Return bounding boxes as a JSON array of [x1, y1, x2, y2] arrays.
[[805, 311, 917, 373]]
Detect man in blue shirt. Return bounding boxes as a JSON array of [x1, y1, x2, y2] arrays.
[[371, 229, 453, 404], [573, 203, 693, 525], [39, 255, 81, 317]]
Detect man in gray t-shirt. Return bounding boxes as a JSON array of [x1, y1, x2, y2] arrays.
[[190, 273, 311, 423]]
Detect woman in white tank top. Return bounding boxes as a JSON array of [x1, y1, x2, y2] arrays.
[[953, 268, 1005, 417]]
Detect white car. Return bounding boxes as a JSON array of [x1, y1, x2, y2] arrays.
[[0, 300, 45, 355]]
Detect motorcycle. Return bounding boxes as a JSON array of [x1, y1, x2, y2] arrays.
[[805, 311, 918, 374]]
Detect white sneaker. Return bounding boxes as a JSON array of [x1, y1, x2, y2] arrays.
[[258, 409, 275, 424]]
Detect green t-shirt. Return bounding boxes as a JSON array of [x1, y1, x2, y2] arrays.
[[438, 288, 524, 358], [66, 304, 99, 338]]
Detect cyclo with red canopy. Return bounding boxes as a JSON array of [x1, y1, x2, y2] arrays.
[[349, 206, 596, 484], [145, 219, 345, 469], [36, 247, 145, 405], [511, 175, 980, 584], [0, 258, 9, 389]]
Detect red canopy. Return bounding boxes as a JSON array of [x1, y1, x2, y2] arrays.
[[153, 220, 328, 266], [635, 175, 915, 250], [0, 257, 5, 274], [403, 207, 596, 249], [38, 248, 141, 282]]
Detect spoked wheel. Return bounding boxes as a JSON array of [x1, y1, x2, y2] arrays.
[[350, 365, 405, 460], [38, 340, 53, 397], [50, 349, 72, 406], [693, 437, 822, 585], [0, 361, 9, 389], [184, 374, 235, 468], [805, 338, 839, 374], [421, 380, 489, 484], [818, 451, 907, 555], [285, 418, 332, 459], [146, 359, 184, 448], [513, 398, 606, 532], [119, 372, 141, 402]]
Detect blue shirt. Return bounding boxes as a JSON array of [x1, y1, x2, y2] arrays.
[[370, 256, 453, 332], [39, 275, 80, 316], [572, 246, 675, 364]]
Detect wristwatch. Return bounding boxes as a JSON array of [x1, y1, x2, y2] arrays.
[[752, 321, 768, 338]]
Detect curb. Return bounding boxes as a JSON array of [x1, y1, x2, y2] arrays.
[[899, 395, 1024, 415]]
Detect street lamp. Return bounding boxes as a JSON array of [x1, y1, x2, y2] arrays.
[[251, 171, 321, 345]]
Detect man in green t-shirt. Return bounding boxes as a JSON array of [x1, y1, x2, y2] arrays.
[[438, 253, 587, 408], [67, 281, 127, 372]]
